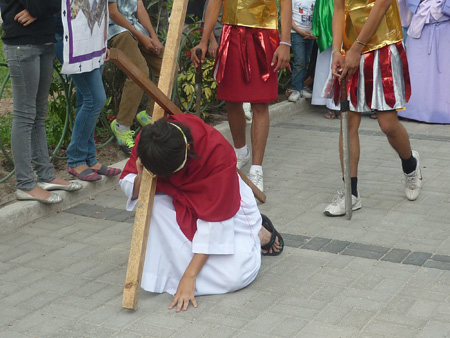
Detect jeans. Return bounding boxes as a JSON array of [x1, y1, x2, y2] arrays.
[[291, 32, 314, 92], [55, 34, 106, 168], [4, 43, 56, 191]]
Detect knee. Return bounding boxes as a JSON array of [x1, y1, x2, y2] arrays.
[[95, 90, 107, 111], [378, 119, 397, 137], [82, 90, 107, 115]]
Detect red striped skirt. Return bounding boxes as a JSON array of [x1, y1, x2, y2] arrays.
[[332, 42, 411, 112]]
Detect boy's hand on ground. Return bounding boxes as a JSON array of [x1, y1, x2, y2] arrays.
[[14, 9, 36, 26], [272, 44, 290, 72], [169, 275, 197, 312]]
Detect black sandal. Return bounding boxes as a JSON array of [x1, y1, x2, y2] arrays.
[[260, 214, 284, 256]]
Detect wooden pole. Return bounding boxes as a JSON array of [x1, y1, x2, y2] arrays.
[[340, 81, 352, 220], [118, 0, 189, 311]]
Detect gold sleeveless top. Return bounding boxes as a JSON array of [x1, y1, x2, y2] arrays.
[[344, 0, 403, 53], [221, 0, 278, 29]]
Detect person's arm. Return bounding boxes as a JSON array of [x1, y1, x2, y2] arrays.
[[108, 1, 156, 51], [292, 21, 316, 38], [14, 9, 37, 26], [168, 253, 210, 312], [340, 0, 394, 81], [20, 0, 56, 18], [191, 0, 223, 67], [272, 0, 292, 72], [208, 32, 219, 58], [331, 0, 346, 78], [136, 0, 163, 54]]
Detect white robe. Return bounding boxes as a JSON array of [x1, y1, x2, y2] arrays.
[[119, 174, 262, 296]]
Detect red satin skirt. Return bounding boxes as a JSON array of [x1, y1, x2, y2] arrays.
[[215, 25, 279, 103]]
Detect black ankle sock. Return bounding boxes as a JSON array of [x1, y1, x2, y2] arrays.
[[401, 153, 417, 174], [342, 177, 358, 197]]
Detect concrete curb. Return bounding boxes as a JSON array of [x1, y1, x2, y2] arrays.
[[0, 99, 308, 234]]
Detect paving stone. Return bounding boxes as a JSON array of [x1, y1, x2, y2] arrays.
[[417, 321, 450, 338], [169, 321, 215, 338], [403, 252, 432, 266], [341, 248, 386, 260], [271, 316, 308, 337], [423, 260, 450, 271], [363, 320, 420, 337], [125, 321, 176, 337], [301, 237, 331, 251], [63, 203, 105, 217], [281, 233, 311, 248], [242, 312, 287, 334], [54, 321, 119, 338], [381, 248, 411, 263], [108, 210, 135, 222], [431, 254, 450, 263], [320, 239, 352, 254], [346, 242, 390, 254]]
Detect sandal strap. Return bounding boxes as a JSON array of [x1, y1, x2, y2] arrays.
[[260, 214, 284, 256]]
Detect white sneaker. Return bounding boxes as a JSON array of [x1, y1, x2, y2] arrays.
[[236, 150, 250, 170], [288, 90, 301, 102], [404, 150, 423, 201], [248, 167, 263, 192], [243, 102, 252, 121], [324, 190, 361, 217], [301, 88, 312, 99]]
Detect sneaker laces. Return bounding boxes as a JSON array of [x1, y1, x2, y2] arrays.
[[121, 130, 135, 148], [404, 171, 419, 189], [331, 190, 345, 205], [248, 170, 263, 186]]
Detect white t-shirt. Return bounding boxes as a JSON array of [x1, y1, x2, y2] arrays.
[[291, 0, 316, 32]]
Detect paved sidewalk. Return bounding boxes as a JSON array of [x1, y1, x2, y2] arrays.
[[1, 101, 450, 337]]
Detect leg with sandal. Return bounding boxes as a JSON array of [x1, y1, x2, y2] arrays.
[[66, 68, 122, 181]]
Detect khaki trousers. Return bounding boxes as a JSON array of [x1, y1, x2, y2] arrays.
[[109, 31, 163, 126]]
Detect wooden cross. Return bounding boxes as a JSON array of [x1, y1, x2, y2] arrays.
[[110, 0, 266, 310]]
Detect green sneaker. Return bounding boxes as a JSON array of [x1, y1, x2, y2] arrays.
[[110, 119, 135, 156], [136, 111, 152, 127]]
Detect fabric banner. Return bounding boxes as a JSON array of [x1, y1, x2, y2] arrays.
[[61, 0, 108, 74]]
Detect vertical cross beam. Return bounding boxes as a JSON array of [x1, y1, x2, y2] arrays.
[[117, 0, 189, 311]]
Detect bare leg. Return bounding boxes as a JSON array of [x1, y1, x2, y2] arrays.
[[339, 110, 361, 177], [225, 101, 247, 149], [376, 111, 412, 159], [250, 103, 269, 165]]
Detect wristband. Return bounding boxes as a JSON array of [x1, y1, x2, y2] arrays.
[[331, 48, 342, 55], [355, 39, 366, 46], [280, 41, 291, 47]]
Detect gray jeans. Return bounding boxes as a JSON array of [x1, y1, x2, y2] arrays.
[[4, 43, 56, 191]]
